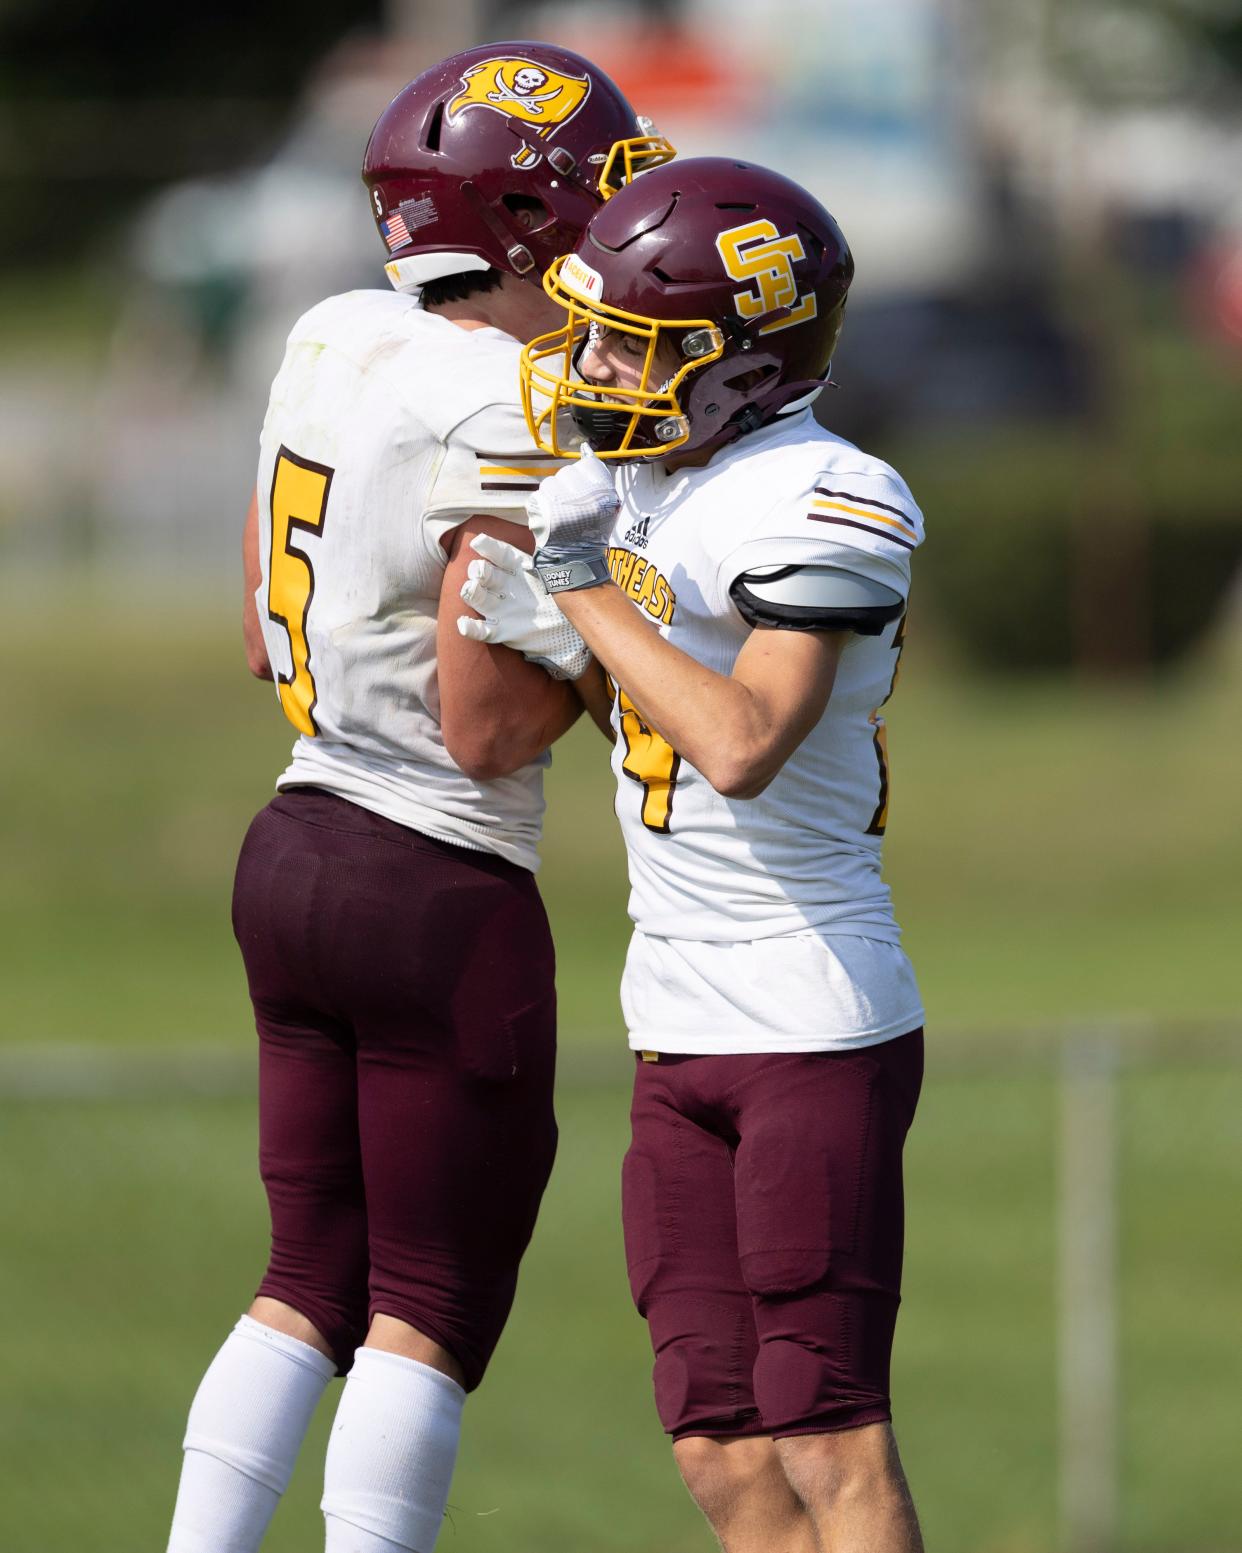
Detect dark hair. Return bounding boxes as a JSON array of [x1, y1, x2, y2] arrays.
[[420, 269, 504, 308]]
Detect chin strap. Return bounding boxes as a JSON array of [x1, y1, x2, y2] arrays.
[[460, 181, 535, 274], [686, 372, 830, 460], [725, 374, 829, 440], [767, 370, 832, 413]]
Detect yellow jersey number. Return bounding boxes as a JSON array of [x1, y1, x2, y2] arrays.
[[612, 679, 680, 834], [866, 612, 907, 836], [267, 447, 333, 737]]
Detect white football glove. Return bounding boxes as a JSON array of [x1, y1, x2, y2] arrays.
[[457, 532, 592, 681], [526, 443, 621, 550]]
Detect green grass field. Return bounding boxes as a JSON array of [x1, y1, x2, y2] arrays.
[[1, 593, 1239, 1550]]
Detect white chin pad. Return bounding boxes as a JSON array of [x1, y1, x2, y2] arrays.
[[777, 384, 826, 415], [384, 252, 492, 293]]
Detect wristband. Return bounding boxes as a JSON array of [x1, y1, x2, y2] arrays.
[[533, 546, 612, 594]]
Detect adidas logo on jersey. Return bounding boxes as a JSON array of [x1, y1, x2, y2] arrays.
[[623, 515, 652, 549]]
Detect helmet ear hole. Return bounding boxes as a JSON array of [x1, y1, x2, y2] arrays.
[[723, 363, 777, 393], [501, 193, 552, 233]]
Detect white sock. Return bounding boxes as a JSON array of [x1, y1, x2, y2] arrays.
[[167, 1313, 337, 1553], [321, 1346, 466, 1553]]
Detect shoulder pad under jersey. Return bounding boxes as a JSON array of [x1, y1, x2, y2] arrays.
[[730, 564, 905, 635]]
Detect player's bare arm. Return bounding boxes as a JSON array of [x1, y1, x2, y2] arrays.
[[460, 446, 849, 795], [438, 513, 582, 781], [558, 582, 845, 798], [241, 489, 273, 680], [458, 526, 844, 792], [571, 658, 616, 741]]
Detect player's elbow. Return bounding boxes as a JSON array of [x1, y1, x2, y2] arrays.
[[456, 751, 511, 783], [702, 708, 816, 799], [712, 769, 776, 801], [443, 726, 523, 783], [246, 643, 274, 680], [243, 611, 273, 679], [702, 750, 778, 801]]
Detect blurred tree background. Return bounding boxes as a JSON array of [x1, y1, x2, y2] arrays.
[[0, 0, 382, 266]]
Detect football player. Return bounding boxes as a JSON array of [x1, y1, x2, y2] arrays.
[[458, 158, 926, 1552], [164, 45, 672, 1553]]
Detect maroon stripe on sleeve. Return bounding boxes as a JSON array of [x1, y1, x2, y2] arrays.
[[806, 513, 917, 550], [814, 486, 913, 521]]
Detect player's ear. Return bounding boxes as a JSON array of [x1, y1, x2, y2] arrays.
[[501, 194, 551, 233]]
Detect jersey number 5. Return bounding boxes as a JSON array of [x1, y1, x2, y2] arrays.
[[268, 447, 333, 737], [614, 682, 681, 833]]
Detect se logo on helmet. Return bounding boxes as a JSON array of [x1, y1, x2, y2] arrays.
[[446, 57, 592, 169], [716, 220, 819, 334]]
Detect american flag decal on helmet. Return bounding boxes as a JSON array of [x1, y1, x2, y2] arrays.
[[381, 212, 411, 251]]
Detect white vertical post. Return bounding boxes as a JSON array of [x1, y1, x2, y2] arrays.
[[1057, 1029, 1120, 1553]]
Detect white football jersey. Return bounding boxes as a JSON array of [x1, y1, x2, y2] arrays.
[[254, 289, 572, 871], [606, 409, 925, 1051]]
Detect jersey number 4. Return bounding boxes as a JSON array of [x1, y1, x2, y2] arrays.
[[268, 447, 333, 737], [866, 611, 907, 836], [613, 681, 681, 833]]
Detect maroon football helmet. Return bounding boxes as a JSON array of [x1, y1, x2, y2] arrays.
[[363, 43, 674, 291], [520, 157, 854, 459]]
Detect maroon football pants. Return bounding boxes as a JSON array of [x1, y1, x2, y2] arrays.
[[232, 788, 558, 1389], [622, 1031, 923, 1437]]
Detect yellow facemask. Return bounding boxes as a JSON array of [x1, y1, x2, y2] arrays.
[[520, 254, 725, 459], [597, 133, 677, 200]]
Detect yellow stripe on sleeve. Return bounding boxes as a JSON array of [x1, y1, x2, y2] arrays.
[[479, 463, 572, 479], [809, 499, 919, 541]]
